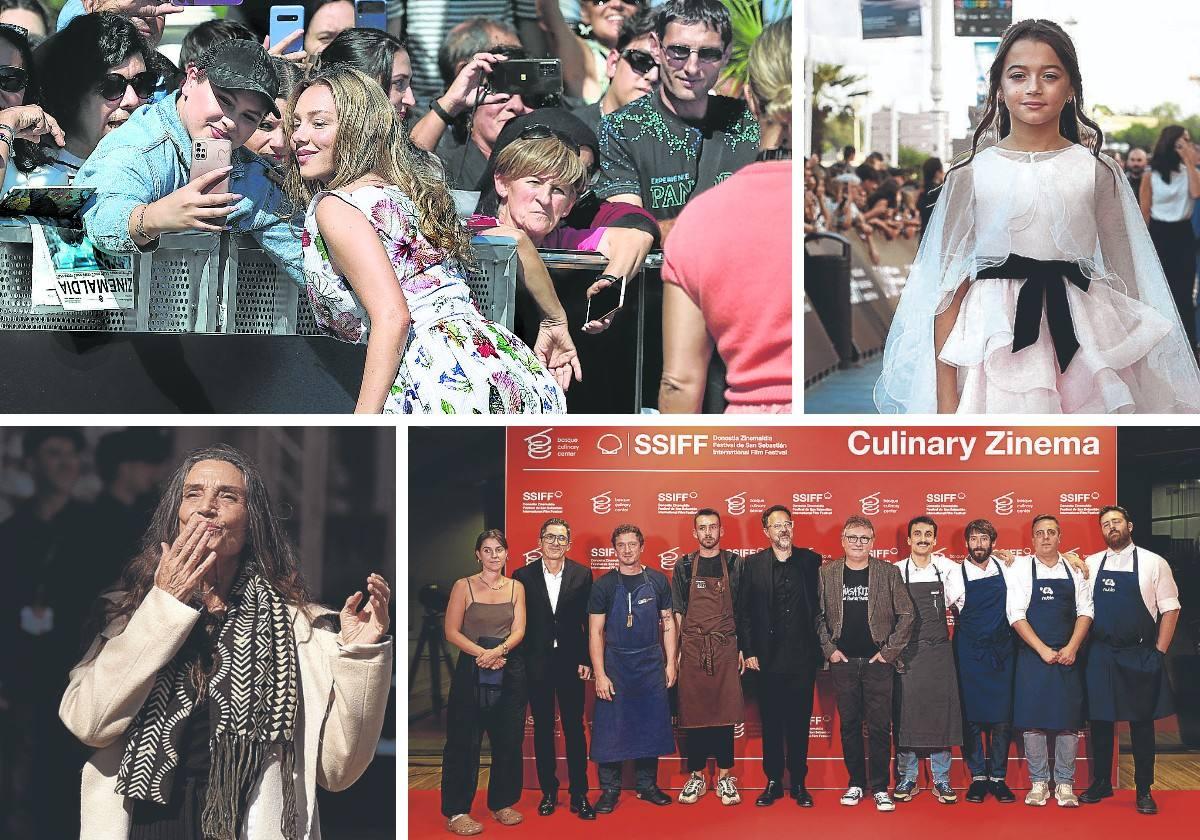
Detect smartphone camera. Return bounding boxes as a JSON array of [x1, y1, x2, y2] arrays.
[[194, 143, 207, 161]]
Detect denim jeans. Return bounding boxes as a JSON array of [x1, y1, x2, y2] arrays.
[[896, 748, 952, 786], [598, 757, 659, 793], [1023, 729, 1078, 785], [963, 720, 1012, 780]]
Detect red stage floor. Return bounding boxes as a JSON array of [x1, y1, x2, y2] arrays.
[[407, 788, 1197, 839]]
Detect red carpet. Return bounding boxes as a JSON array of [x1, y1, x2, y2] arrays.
[[407, 788, 1198, 839]]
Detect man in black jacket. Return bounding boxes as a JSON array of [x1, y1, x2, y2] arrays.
[[512, 517, 596, 819], [736, 504, 822, 808]]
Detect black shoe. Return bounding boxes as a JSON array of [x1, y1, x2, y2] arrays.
[[791, 786, 814, 807], [965, 780, 989, 803], [1136, 791, 1158, 815], [595, 790, 620, 814], [570, 794, 596, 820], [538, 792, 557, 816], [637, 786, 672, 806], [1079, 780, 1114, 804], [756, 780, 785, 806], [990, 780, 1016, 803]]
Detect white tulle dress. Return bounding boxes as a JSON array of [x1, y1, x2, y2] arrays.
[[875, 143, 1200, 414]]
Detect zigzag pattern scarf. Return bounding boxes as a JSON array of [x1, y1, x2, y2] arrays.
[[115, 562, 300, 839]]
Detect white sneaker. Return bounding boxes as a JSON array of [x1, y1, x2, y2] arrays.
[[1055, 784, 1079, 807], [874, 791, 896, 812], [678, 772, 707, 804], [840, 786, 864, 806], [716, 775, 741, 805], [1025, 781, 1050, 806]]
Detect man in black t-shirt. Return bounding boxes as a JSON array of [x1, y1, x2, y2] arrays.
[[816, 516, 915, 813], [594, 0, 760, 242]]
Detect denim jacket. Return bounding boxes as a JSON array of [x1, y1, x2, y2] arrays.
[[76, 92, 304, 286]]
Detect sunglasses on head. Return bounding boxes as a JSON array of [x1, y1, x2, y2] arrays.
[[96, 71, 159, 102], [0, 65, 27, 93], [663, 44, 725, 64], [518, 123, 581, 155], [490, 43, 528, 60], [621, 48, 656, 75]]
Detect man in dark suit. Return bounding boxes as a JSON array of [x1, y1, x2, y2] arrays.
[[512, 517, 596, 819], [736, 504, 822, 808]]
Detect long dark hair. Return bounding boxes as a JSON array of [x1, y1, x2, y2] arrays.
[[1151, 124, 1187, 182], [0, 22, 45, 172], [948, 19, 1105, 178], [318, 27, 406, 94], [921, 156, 943, 195]]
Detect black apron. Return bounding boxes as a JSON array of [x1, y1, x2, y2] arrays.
[[953, 559, 1016, 723], [589, 571, 675, 763], [1085, 549, 1175, 721], [1013, 557, 1085, 730], [896, 560, 963, 748]]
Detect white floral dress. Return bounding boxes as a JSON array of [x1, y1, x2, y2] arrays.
[[302, 185, 566, 413]]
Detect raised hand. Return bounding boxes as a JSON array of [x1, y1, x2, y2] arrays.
[[154, 515, 218, 603], [339, 573, 391, 645]]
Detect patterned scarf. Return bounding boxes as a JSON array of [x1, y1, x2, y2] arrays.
[[115, 562, 300, 839]]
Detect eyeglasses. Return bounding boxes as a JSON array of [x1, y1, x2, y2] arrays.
[[97, 71, 159, 102], [767, 522, 793, 532], [621, 48, 657, 76], [843, 534, 873, 545], [0, 65, 27, 94], [518, 123, 581, 155], [663, 44, 726, 65], [541, 533, 569, 544]]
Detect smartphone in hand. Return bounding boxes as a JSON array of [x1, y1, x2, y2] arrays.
[[269, 5, 306, 49], [354, 0, 387, 31], [585, 275, 627, 325], [489, 59, 563, 98], [191, 138, 232, 195]]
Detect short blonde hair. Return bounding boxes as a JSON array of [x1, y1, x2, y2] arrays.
[[748, 16, 791, 125], [493, 135, 588, 200]]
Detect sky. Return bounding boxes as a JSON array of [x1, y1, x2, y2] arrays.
[[805, 0, 1200, 137]]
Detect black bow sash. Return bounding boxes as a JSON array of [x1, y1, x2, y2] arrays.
[[975, 254, 1091, 372]]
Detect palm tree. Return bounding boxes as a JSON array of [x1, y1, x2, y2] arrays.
[[812, 63, 869, 156], [718, 0, 792, 93]]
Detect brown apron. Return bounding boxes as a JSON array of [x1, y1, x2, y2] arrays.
[[677, 555, 744, 728]]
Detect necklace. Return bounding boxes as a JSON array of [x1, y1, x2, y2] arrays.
[[478, 574, 505, 591]]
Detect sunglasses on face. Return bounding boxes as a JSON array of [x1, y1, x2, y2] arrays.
[[96, 71, 159, 102], [663, 43, 725, 65], [621, 48, 657, 76], [0, 64, 27, 93], [518, 123, 580, 155]]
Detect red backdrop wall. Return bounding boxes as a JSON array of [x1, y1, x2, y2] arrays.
[[504, 426, 1117, 790]]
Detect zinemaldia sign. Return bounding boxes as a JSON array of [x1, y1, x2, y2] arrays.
[[504, 426, 1115, 791]]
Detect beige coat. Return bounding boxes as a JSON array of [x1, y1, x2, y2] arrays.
[[59, 586, 393, 840]]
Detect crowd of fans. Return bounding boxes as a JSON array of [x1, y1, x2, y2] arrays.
[[803, 145, 929, 265], [0, 0, 789, 414]]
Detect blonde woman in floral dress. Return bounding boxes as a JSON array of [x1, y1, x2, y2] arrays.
[[284, 66, 579, 414]]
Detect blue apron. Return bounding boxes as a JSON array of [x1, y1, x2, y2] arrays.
[[1013, 558, 1085, 730], [953, 559, 1015, 723], [1085, 549, 1174, 721], [589, 571, 676, 763]]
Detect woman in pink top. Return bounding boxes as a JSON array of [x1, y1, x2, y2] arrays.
[[659, 17, 793, 413]]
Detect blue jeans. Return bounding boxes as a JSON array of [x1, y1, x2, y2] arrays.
[[962, 720, 1012, 780], [1022, 729, 1078, 785], [896, 748, 952, 786]]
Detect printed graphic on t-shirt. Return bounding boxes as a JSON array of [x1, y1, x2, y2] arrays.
[[843, 583, 869, 602], [650, 173, 696, 210]]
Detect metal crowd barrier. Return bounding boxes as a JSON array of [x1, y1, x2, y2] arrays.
[[0, 219, 658, 412]]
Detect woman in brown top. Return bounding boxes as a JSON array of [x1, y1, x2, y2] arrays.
[[441, 529, 528, 836]]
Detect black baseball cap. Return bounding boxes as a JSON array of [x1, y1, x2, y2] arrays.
[[194, 40, 281, 117]]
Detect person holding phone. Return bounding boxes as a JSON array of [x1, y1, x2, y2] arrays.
[[536, 0, 646, 104], [286, 65, 577, 413], [75, 39, 304, 284], [0, 21, 66, 197]]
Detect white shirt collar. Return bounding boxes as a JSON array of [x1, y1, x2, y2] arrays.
[[543, 561, 564, 579]]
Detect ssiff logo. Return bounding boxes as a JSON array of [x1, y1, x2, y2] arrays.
[[524, 428, 553, 460], [733, 722, 746, 739], [591, 491, 614, 515], [659, 547, 680, 570], [994, 492, 1015, 515], [725, 492, 747, 515], [523, 548, 543, 565], [597, 434, 623, 455], [860, 492, 881, 515]]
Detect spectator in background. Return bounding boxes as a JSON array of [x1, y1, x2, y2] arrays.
[[0, 21, 66, 197], [178, 17, 256, 69], [56, 0, 178, 49], [1126, 145, 1148, 195], [658, 16, 791, 414], [318, 26, 415, 121], [76, 40, 303, 285], [861, 179, 903, 241], [828, 143, 855, 176], [245, 56, 304, 170], [596, 0, 759, 243], [286, 66, 576, 412], [304, 0, 354, 56], [537, 0, 646, 104], [0, 0, 50, 41], [570, 8, 658, 137], [31, 13, 153, 187], [918, 155, 943, 239]]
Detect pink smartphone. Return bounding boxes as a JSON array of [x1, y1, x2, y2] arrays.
[[190, 138, 232, 195]]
